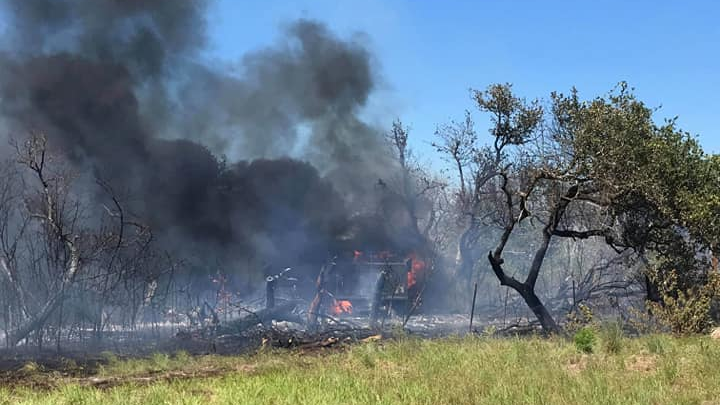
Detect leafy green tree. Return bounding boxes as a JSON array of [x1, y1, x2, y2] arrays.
[[437, 82, 719, 333]]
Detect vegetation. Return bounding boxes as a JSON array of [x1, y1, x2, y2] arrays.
[[0, 2, 718, 401], [1, 80, 718, 345], [573, 327, 596, 353], [646, 268, 720, 334], [434, 82, 720, 333], [3, 336, 720, 404]]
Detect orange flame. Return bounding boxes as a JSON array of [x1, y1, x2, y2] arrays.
[[407, 253, 426, 289], [331, 299, 353, 315], [353, 250, 363, 262]]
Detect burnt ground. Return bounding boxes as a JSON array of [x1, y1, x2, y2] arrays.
[[0, 313, 541, 390], [0, 325, 382, 390], [0, 354, 248, 391]]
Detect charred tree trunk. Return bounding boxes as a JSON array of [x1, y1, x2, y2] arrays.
[[7, 239, 81, 346], [485, 182, 579, 335], [8, 135, 84, 346], [307, 260, 333, 329], [457, 226, 477, 289], [369, 268, 387, 328], [518, 284, 560, 333], [7, 291, 64, 347], [266, 278, 276, 309], [487, 253, 561, 334], [644, 274, 662, 304]]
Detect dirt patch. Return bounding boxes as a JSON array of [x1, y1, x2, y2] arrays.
[[565, 355, 589, 375], [625, 355, 657, 372], [710, 328, 720, 340]]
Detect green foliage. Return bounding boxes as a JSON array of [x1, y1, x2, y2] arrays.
[[574, 327, 597, 354], [473, 83, 543, 145], [660, 357, 680, 384], [149, 353, 171, 371], [100, 351, 119, 365], [470, 82, 718, 335], [646, 267, 720, 334], [553, 84, 719, 291], [626, 306, 663, 335], [173, 350, 191, 363]]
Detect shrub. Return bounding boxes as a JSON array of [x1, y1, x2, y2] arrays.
[[600, 320, 624, 354], [574, 327, 596, 354], [19, 361, 41, 374], [646, 268, 720, 335], [565, 303, 595, 334], [174, 350, 191, 363], [482, 325, 497, 337]]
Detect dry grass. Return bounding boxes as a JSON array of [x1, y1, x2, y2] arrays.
[[2, 334, 720, 405]]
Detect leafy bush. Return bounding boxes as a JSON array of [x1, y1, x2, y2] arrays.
[[646, 268, 720, 334], [626, 306, 664, 335], [574, 327, 596, 354]]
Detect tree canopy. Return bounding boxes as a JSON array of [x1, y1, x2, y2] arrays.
[[436, 82, 720, 333]]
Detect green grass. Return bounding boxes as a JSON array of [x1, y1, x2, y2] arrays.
[[2, 335, 720, 405]]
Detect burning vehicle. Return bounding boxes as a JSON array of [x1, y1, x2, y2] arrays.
[[267, 250, 427, 328]]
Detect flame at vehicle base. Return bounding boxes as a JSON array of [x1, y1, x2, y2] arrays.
[[331, 299, 353, 315]]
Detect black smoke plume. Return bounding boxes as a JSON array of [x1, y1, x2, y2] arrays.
[[0, 0, 413, 289]]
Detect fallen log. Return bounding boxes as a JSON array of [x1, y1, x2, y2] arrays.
[[260, 326, 380, 350]]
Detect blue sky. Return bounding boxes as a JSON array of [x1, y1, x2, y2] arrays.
[[206, 0, 719, 156]]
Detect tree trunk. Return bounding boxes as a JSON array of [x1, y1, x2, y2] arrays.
[[307, 261, 332, 329], [517, 285, 560, 334], [7, 292, 64, 347], [457, 224, 479, 293], [488, 251, 562, 335], [644, 275, 662, 304]]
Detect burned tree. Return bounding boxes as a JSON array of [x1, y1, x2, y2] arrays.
[[3, 134, 85, 346], [0, 133, 168, 347], [378, 120, 451, 315], [434, 85, 544, 303], [386, 120, 448, 250]]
